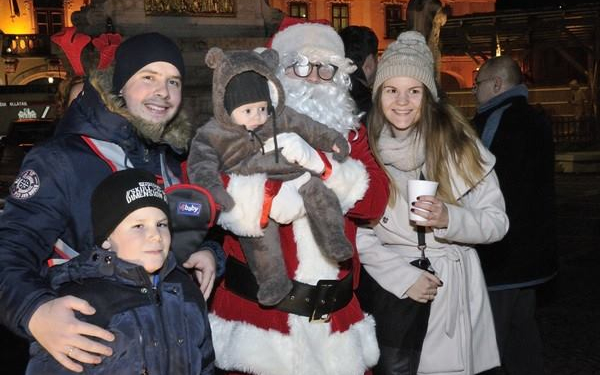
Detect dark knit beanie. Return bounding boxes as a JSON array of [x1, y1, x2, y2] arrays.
[[225, 71, 271, 115], [92, 169, 169, 246], [112, 32, 185, 93]]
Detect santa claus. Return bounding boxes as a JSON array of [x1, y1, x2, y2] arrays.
[[209, 19, 390, 375]]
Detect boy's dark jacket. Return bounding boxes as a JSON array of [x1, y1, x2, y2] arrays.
[[26, 249, 215, 375], [473, 95, 557, 287], [0, 68, 221, 337]]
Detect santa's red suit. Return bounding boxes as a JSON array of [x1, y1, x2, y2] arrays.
[[210, 124, 389, 375]]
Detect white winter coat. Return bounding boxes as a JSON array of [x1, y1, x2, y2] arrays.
[[357, 144, 508, 375]]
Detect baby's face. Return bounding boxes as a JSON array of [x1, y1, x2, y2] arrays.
[[107, 207, 170, 275], [230, 101, 269, 131]]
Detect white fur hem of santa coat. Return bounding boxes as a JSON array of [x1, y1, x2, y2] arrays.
[[210, 312, 379, 375], [217, 156, 368, 237], [212, 157, 376, 374]]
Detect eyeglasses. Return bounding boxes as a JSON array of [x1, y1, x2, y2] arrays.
[[472, 76, 495, 91], [288, 61, 339, 81]]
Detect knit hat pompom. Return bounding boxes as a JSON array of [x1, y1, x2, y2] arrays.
[[112, 33, 185, 93], [225, 71, 271, 115], [91, 169, 169, 246], [372, 31, 438, 101]]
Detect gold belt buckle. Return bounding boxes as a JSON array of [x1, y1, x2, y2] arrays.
[[309, 311, 330, 323]]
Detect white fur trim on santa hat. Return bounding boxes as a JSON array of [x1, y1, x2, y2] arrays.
[[271, 23, 356, 75], [217, 173, 266, 237]]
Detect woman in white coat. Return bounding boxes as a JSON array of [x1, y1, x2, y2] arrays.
[[356, 31, 509, 375]]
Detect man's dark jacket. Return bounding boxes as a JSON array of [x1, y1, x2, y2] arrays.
[[0, 69, 220, 337], [473, 94, 558, 288]]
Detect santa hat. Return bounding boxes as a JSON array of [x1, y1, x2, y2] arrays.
[[270, 17, 355, 75]]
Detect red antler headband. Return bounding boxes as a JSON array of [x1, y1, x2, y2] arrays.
[[51, 27, 91, 76], [51, 27, 122, 76], [92, 33, 122, 70]]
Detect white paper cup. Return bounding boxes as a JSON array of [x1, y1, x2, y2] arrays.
[[407, 179, 439, 222]]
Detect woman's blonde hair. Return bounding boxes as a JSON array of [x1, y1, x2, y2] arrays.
[[367, 85, 485, 205]]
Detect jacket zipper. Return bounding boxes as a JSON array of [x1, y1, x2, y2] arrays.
[[132, 310, 149, 375], [150, 272, 170, 375]]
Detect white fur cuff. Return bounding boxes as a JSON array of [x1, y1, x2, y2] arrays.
[[217, 173, 267, 237], [324, 156, 369, 213]]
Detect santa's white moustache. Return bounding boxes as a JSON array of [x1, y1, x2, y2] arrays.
[[279, 73, 362, 138]]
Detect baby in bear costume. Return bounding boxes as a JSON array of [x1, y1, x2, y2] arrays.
[[188, 47, 352, 305]]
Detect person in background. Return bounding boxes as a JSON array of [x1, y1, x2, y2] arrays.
[[473, 55, 557, 375], [208, 19, 390, 375], [406, 0, 446, 84], [26, 169, 215, 375], [357, 31, 508, 375], [55, 75, 85, 118], [569, 79, 588, 125], [0, 32, 222, 373], [340, 25, 379, 122]]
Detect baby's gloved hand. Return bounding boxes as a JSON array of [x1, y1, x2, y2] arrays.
[[263, 132, 324, 175]]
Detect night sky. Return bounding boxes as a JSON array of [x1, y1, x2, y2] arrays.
[[496, 0, 596, 10]]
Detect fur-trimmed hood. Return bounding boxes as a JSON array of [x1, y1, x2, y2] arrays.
[[206, 47, 286, 130], [58, 67, 192, 152]]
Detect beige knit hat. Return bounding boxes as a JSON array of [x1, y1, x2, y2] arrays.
[[372, 31, 438, 102]]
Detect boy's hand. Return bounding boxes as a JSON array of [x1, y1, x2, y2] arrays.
[[29, 296, 114, 373]]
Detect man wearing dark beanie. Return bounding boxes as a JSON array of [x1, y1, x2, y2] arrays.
[[112, 32, 186, 94], [0, 31, 223, 373]]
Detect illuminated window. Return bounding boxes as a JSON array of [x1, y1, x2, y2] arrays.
[[289, 2, 308, 19], [385, 5, 403, 39], [331, 4, 349, 32], [36, 9, 64, 35]]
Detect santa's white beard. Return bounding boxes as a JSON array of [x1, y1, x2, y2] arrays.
[[279, 74, 361, 138]]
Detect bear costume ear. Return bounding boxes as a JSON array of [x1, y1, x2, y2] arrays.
[[259, 48, 279, 70], [205, 47, 225, 69]]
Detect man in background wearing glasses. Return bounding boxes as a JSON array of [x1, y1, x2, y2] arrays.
[[472, 55, 557, 375], [207, 18, 390, 375]]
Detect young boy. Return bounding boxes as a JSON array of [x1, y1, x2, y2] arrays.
[[187, 47, 353, 306], [26, 169, 215, 375]]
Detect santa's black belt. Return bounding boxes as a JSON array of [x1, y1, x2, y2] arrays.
[[224, 256, 353, 322]]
